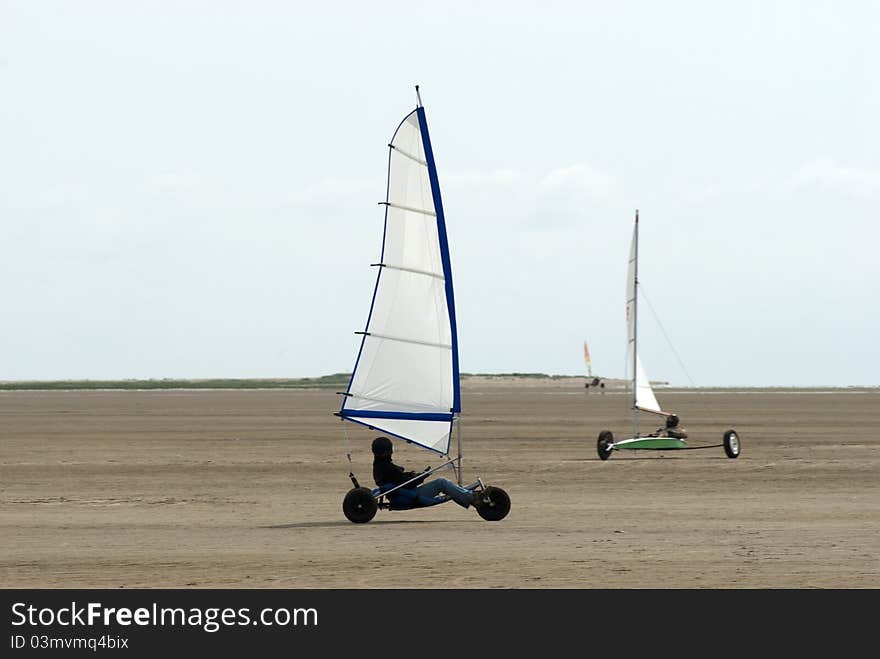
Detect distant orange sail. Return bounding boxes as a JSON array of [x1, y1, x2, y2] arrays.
[[583, 340, 593, 377]]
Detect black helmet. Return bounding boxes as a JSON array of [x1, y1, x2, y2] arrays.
[[666, 414, 680, 428], [371, 436, 393, 456]]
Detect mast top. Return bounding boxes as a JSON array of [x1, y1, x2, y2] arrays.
[[415, 85, 423, 108], [635, 209, 639, 223]]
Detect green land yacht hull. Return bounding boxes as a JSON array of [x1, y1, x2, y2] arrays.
[[612, 436, 687, 451]]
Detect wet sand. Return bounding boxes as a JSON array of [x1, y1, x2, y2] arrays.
[[2, 383, 878, 588]]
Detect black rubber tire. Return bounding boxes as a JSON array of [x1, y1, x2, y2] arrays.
[[474, 486, 510, 521], [723, 429, 741, 459], [597, 430, 614, 460], [343, 487, 378, 523]]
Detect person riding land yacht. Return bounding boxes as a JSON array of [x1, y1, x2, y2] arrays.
[[650, 414, 688, 440], [371, 436, 477, 508]]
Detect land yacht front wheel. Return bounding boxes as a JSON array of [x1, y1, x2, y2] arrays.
[[474, 486, 510, 521], [597, 430, 614, 460]]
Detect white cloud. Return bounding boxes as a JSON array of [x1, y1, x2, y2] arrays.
[[536, 163, 617, 199], [148, 169, 205, 191], [285, 175, 381, 206], [791, 158, 880, 198], [3, 2, 879, 385]]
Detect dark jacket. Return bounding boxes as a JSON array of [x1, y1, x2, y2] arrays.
[[373, 455, 426, 489], [652, 426, 688, 439]]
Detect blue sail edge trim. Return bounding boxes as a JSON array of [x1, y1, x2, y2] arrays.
[[341, 410, 454, 422], [340, 416, 452, 456], [416, 106, 461, 413]]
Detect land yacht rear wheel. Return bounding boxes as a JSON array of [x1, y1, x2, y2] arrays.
[[723, 430, 741, 459], [343, 487, 378, 523]]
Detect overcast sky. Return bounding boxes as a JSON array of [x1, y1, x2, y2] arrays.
[[2, 1, 878, 386]]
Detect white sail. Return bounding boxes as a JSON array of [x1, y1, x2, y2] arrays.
[[632, 354, 662, 414], [626, 216, 664, 416], [626, 225, 636, 352], [340, 106, 459, 454]]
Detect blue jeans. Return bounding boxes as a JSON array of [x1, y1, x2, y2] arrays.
[[415, 478, 474, 508]]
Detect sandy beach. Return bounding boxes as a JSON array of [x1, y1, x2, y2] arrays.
[[2, 381, 878, 588]]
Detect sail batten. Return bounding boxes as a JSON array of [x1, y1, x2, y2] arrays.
[[389, 144, 428, 166], [362, 332, 452, 349], [341, 106, 459, 455], [380, 201, 437, 216], [344, 391, 452, 411], [376, 263, 445, 280]]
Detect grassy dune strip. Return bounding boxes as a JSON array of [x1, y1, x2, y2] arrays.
[[0, 374, 352, 391]]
